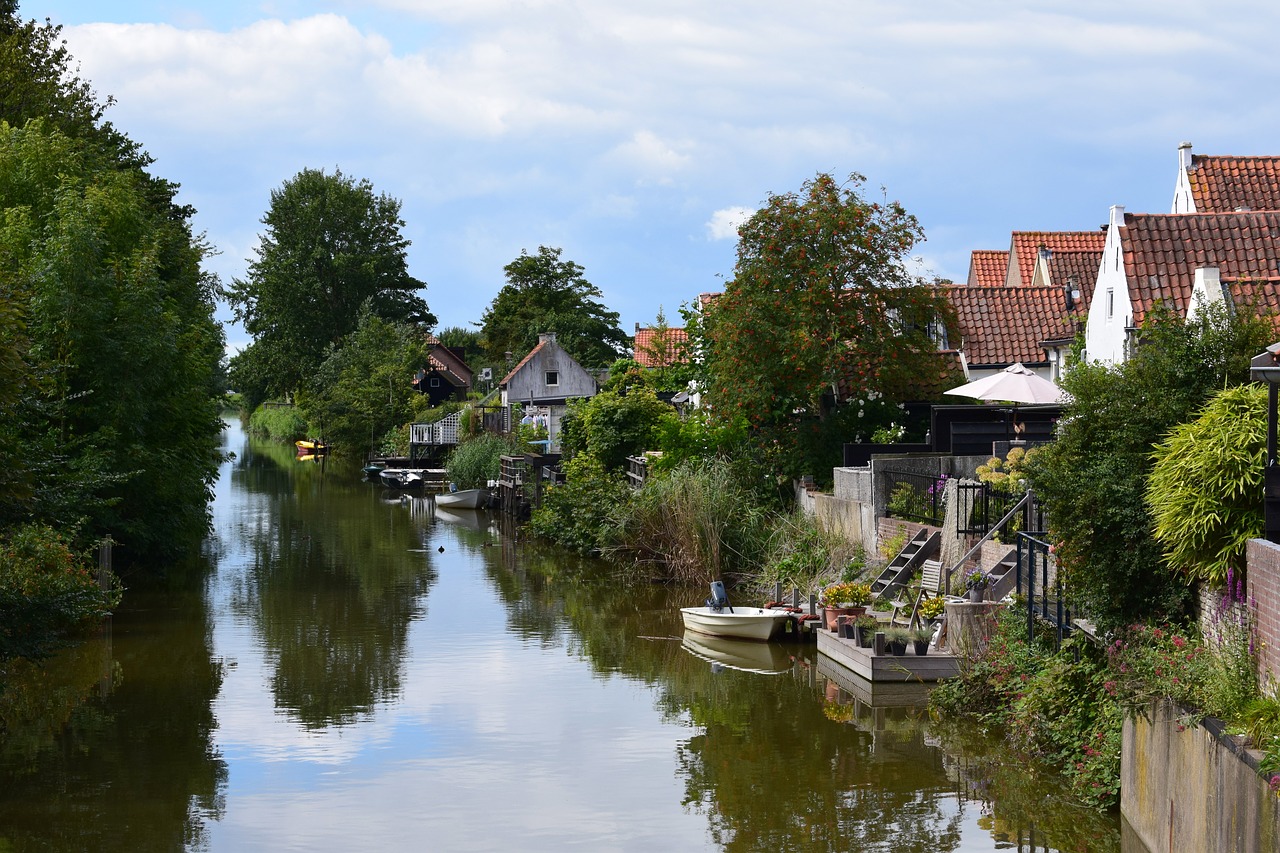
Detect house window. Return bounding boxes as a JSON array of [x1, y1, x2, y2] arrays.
[[545, 370, 559, 387], [429, 377, 441, 387], [1106, 288, 1114, 319]]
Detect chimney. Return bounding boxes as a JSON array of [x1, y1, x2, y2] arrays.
[[1178, 141, 1194, 172], [538, 332, 557, 345], [1109, 204, 1126, 230], [1194, 266, 1221, 292]]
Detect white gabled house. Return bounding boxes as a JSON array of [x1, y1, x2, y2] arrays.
[[499, 332, 598, 451]]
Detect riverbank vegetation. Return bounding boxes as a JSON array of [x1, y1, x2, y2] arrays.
[[0, 5, 225, 583], [933, 303, 1279, 809]]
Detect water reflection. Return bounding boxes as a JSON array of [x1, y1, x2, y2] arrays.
[[0, 575, 227, 851], [0, 419, 1126, 852], [225, 437, 438, 729]]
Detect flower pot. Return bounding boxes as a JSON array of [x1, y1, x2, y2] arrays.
[[887, 640, 907, 656], [913, 640, 930, 656], [968, 587, 985, 603], [823, 605, 865, 631]]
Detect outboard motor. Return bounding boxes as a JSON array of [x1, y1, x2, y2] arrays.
[[706, 580, 732, 613]]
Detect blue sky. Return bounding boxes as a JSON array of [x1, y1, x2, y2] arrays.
[[31, 0, 1280, 354]]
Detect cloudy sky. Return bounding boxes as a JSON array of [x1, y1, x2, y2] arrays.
[[33, 0, 1280, 353]]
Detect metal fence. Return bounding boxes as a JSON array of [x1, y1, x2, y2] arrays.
[[882, 470, 948, 526], [1016, 532, 1078, 650]]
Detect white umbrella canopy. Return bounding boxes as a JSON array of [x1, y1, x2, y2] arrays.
[[944, 362, 1065, 405]]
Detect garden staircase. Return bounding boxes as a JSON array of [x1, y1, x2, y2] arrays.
[[980, 545, 1019, 601], [869, 529, 940, 602]]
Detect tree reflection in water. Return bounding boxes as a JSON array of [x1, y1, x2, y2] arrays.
[[230, 435, 438, 729]]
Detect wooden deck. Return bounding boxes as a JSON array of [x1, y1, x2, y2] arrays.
[[816, 654, 934, 708], [816, 628, 960, 683]]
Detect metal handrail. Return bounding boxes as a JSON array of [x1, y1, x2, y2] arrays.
[[943, 489, 1032, 595]]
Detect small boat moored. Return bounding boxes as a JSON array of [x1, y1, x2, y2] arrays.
[[379, 468, 425, 489], [679, 581, 797, 642], [296, 439, 329, 454], [435, 488, 487, 509]]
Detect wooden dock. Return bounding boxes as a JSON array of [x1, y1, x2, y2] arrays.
[[816, 654, 934, 708], [816, 628, 960, 683]]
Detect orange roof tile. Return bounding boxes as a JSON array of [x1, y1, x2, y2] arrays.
[[633, 326, 689, 368], [1188, 155, 1280, 213], [966, 250, 1009, 287], [1009, 231, 1105, 287], [944, 285, 1085, 366], [1120, 211, 1280, 324]]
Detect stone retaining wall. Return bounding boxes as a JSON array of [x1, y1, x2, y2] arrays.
[[1122, 699, 1280, 853]]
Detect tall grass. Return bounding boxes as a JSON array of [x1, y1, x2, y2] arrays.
[[445, 433, 512, 489], [247, 404, 309, 442], [605, 457, 776, 584]]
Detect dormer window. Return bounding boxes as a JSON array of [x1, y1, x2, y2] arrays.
[[545, 370, 559, 387]]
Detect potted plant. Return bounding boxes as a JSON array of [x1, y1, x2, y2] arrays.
[[918, 595, 946, 623], [966, 570, 988, 603], [853, 614, 879, 648], [910, 625, 934, 655], [820, 582, 872, 631], [884, 626, 910, 656]]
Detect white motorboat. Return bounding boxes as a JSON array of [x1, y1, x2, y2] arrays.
[[679, 605, 796, 641], [379, 468, 424, 489], [435, 488, 486, 509]]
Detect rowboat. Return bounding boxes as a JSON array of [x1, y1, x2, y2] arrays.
[[295, 439, 329, 454], [435, 488, 486, 509], [679, 605, 796, 641]]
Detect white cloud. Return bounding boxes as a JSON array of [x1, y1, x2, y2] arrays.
[[706, 206, 753, 241]]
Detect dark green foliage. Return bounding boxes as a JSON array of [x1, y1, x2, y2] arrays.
[[297, 311, 431, 452], [0, 120, 225, 560], [1027, 302, 1274, 628], [0, 525, 120, 660], [528, 454, 630, 555], [227, 168, 434, 409], [480, 246, 628, 368]]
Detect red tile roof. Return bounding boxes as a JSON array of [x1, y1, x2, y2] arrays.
[[1188, 155, 1280, 213], [944, 285, 1085, 366], [633, 326, 689, 368], [966, 250, 1009, 287], [1009, 231, 1105, 287], [1120, 211, 1280, 324], [1042, 250, 1102, 295]]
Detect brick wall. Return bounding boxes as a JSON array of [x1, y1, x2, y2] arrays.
[[1247, 538, 1280, 696]]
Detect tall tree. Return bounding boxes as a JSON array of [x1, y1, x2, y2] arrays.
[[480, 246, 628, 367], [227, 168, 434, 408], [704, 172, 956, 478]]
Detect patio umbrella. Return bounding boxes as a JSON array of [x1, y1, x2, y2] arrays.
[[944, 362, 1065, 405]]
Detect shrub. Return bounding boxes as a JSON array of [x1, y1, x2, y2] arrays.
[[605, 457, 775, 583], [247, 404, 309, 442], [528, 454, 630, 556], [0, 525, 121, 660], [445, 433, 511, 490]]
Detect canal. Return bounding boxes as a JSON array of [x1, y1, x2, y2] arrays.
[[0, 419, 1123, 851]]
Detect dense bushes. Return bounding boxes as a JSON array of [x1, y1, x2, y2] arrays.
[[605, 458, 775, 583], [247, 405, 309, 442], [0, 526, 120, 660], [445, 433, 512, 490]]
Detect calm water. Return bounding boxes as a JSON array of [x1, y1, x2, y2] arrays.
[[0, 419, 1124, 851]]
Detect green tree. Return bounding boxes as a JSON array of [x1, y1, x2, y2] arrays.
[[298, 311, 432, 452], [1027, 302, 1273, 628], [1147, 384, 1267, 587], [0, 119, 225, 560], [560, 386, 679, 471], [227, 168, 434, 409], [436, 325, 485, 368], [480, 246, 628, 368], [703, 172, 957, 480]]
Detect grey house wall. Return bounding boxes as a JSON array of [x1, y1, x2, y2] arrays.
[[504, 336, 598, 404]]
